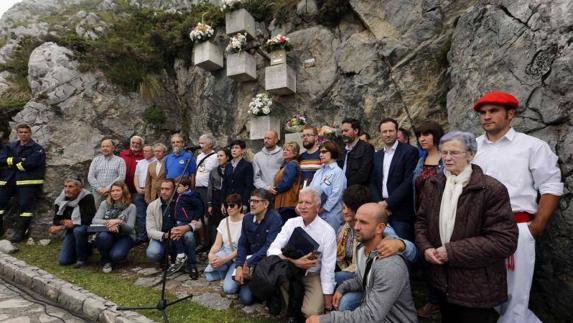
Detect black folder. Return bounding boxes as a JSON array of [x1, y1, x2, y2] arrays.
[[284, 227, 319, 256]]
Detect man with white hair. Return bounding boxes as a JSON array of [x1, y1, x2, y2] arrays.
[[119, 135, 144, 194], [267, 187, 337, 318], [194, 134, 218, 250], [133, 144, 155, 244]]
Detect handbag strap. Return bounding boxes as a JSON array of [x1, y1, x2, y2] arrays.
[[197, 152, 216, 169], [225, 217, 235, 251]]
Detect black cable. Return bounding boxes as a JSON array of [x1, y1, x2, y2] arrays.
[[0, 275, 85, 323]]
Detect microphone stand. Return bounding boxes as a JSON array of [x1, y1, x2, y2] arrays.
[[117, 148, 197, 323]]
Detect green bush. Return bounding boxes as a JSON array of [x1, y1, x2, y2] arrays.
[[144, 105, 166, 125]]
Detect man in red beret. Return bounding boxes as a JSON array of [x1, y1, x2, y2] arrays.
[[472, 91, 563, 323]]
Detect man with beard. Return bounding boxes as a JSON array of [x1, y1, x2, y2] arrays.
[[306, 203, 416, 323], [299, 125, 321, 188], [165, 134, 196, 182], [253, 130, 283, 191], [339, 119, 374, 187]]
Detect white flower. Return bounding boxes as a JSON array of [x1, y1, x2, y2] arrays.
[[249, 93, 273, 116], [189, 23, 215, 43]]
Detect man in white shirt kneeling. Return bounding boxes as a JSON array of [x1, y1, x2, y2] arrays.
[[267, 187, 337, 318]]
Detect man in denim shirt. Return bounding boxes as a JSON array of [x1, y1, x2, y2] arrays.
[[233, 188, 282, 305]]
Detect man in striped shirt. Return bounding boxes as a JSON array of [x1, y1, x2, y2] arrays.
[[87, 138, 126, 207], [299, 125, 321, 188]]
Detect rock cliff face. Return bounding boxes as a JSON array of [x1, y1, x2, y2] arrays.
[[0, 0, 571, 320]]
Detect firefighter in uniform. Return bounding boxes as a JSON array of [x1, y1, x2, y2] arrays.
[[0, 124, 46, 242]]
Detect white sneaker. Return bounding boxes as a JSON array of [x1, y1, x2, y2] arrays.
[[102, 263, 112, 273], [167, 254, 187, 276]]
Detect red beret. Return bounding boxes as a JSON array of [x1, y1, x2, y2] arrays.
[[472, 91, 519, 111]]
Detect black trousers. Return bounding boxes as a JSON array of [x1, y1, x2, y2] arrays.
[[438, 292, 499, 323], [0, 181, 42, 219]]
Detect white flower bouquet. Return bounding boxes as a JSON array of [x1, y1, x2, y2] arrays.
[[248, 93, 273, 116], [189, 23, 215, 43], [263, 34, 293, 52], [226, 33, 248, 54]]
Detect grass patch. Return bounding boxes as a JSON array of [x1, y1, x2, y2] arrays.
[[13, 241, 269, 323]]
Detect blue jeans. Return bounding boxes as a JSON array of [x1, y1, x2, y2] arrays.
[[205, 261, 239, 295], [388, 219, 414, 241], [335, 271, 363, 311], [95, 232, 134, 264], [146, 232, 198, 268], [58, 225, 90, 265], [134, 193, 148, 242]]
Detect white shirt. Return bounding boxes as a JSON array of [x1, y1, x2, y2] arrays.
[[217, 216, 243, 250], [382, 140, 399, 199], [195, 151, 218, 188], [267, 215, 337, 294], [473, 128, 563, 214], [134, 157, 156, 188], [155, 159, 163, 176]]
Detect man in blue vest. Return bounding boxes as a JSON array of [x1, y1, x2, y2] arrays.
[[0, 124, 46, 242]]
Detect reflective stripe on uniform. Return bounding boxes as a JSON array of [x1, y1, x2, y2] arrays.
[[16, 180, 44, 185], [0, 181, 6, 186], [15, 162, 25, 172], [20, 212, 33, 217], [6, 157, 13, 167], [0, 210, 4, 215]]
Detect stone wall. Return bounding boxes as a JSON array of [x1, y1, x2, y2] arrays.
[[0, 0, 571, 320]]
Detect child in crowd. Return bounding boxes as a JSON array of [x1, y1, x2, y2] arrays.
[[167, 176, 203, 275]]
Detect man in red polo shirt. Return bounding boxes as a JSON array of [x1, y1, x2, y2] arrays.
[[119, 136, 144, 193], [472, 91, 563, 323]]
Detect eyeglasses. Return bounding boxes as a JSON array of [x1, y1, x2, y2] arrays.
[[319, 150, 329, 154], [440, 150, 466, 158], [249, 198, 266, 204], [226, 203, 237, 209]]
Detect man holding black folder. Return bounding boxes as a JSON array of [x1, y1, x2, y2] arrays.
[[267, 187, 337, 317]]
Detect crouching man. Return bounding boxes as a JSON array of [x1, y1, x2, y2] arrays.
[[48, 177, 96, 267], [306, 203, 417, 323], [267, 187, 337, 319]]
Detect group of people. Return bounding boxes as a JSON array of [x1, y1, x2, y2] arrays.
[[0, 91, 564, 323]]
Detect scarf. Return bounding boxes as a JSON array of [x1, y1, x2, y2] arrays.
[[336, 223, 358, 272], [103, 202, 128, 220], [439, 164, 473, 244], [54, 189, 90, 225]]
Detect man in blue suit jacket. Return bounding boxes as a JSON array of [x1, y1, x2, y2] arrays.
[[369, 118, 418, 241]]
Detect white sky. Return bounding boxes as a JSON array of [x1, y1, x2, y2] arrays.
[[0, 0, 22, 18]]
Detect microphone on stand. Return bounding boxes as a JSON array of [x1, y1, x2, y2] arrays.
[[184, 145, 202, 151]]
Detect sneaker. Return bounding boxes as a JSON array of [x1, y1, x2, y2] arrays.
[[188, 266, 199, 280], [73, 260, 87, 268], [102, 263, 112, 274], [416, 303, 440, 318], [167, 255, 187, 276]]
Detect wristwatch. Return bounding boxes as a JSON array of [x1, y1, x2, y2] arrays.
[[187, 224, 194, 232]]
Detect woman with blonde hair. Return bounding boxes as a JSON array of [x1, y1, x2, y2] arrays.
[[92, 181, 136, 273], [270, 142, 301, 223]]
